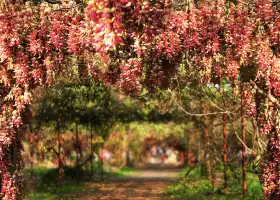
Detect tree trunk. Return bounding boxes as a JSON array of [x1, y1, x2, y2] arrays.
[[29, 127, 34, 192], [223, 114, 228, 194], [76, 122, 80, 182], [198, 128, 206, 176], [90, 123, 93, 178], [36, 138, 41, 163], [202, 105, 215, 192], [100, 144, 104, 180], [122, 133, 128, 168], [241, 84, 247, 196], [57, 112, 63, 184], [184, 128, 189, 166], [203, 121, 215, 190]]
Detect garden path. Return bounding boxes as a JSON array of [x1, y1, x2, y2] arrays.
[[66, 168, 181, 200]]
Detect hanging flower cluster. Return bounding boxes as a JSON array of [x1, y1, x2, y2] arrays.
[[120, 58, 142, 95]]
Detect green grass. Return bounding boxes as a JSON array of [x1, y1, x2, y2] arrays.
[[105, 166, 135, 177], [168, 165, 263, 200], [24, 167, 88, 200], [25, 182, 87, 200], [24, 166, 135, 200]]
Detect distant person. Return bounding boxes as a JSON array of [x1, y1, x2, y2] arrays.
[[162, 146, 166, 155], [151, 145, 157, 156], [161, 154, 166, 163], [100, 148, 111, 161], [165, 147, 171, 157], [156, 146, 163, 155]]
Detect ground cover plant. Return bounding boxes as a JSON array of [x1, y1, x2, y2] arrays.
[[24, 166, 135, 200], [168, 165, 262, 200]]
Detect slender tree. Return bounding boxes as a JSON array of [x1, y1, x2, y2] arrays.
[[241, 83, 247, 196], [222, 114, 228, 194]]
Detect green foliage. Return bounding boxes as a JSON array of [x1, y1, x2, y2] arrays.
[[104, 167, 135, 177], [168, 166, 262, 200], [36, 82, 114, 126]]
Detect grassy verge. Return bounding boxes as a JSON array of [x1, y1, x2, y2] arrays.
[[24, 166, 135, 200], [25, 182, 87, 200], [168, 165, 262, 200], [24, 167, 88, 200], [105, 166, 135, 177]]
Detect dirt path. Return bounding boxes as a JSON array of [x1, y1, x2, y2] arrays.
[[67, 169, 181, 200]]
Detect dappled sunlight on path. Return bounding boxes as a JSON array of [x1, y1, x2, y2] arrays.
[[66, 169, 181, 200]]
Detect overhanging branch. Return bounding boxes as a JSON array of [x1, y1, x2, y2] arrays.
[[169, 89, 236, 117], [251, 81, 280, 109]]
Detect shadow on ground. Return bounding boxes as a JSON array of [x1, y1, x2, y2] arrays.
[[25, 166, 183, 200], [64, 168, 182, 200]]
